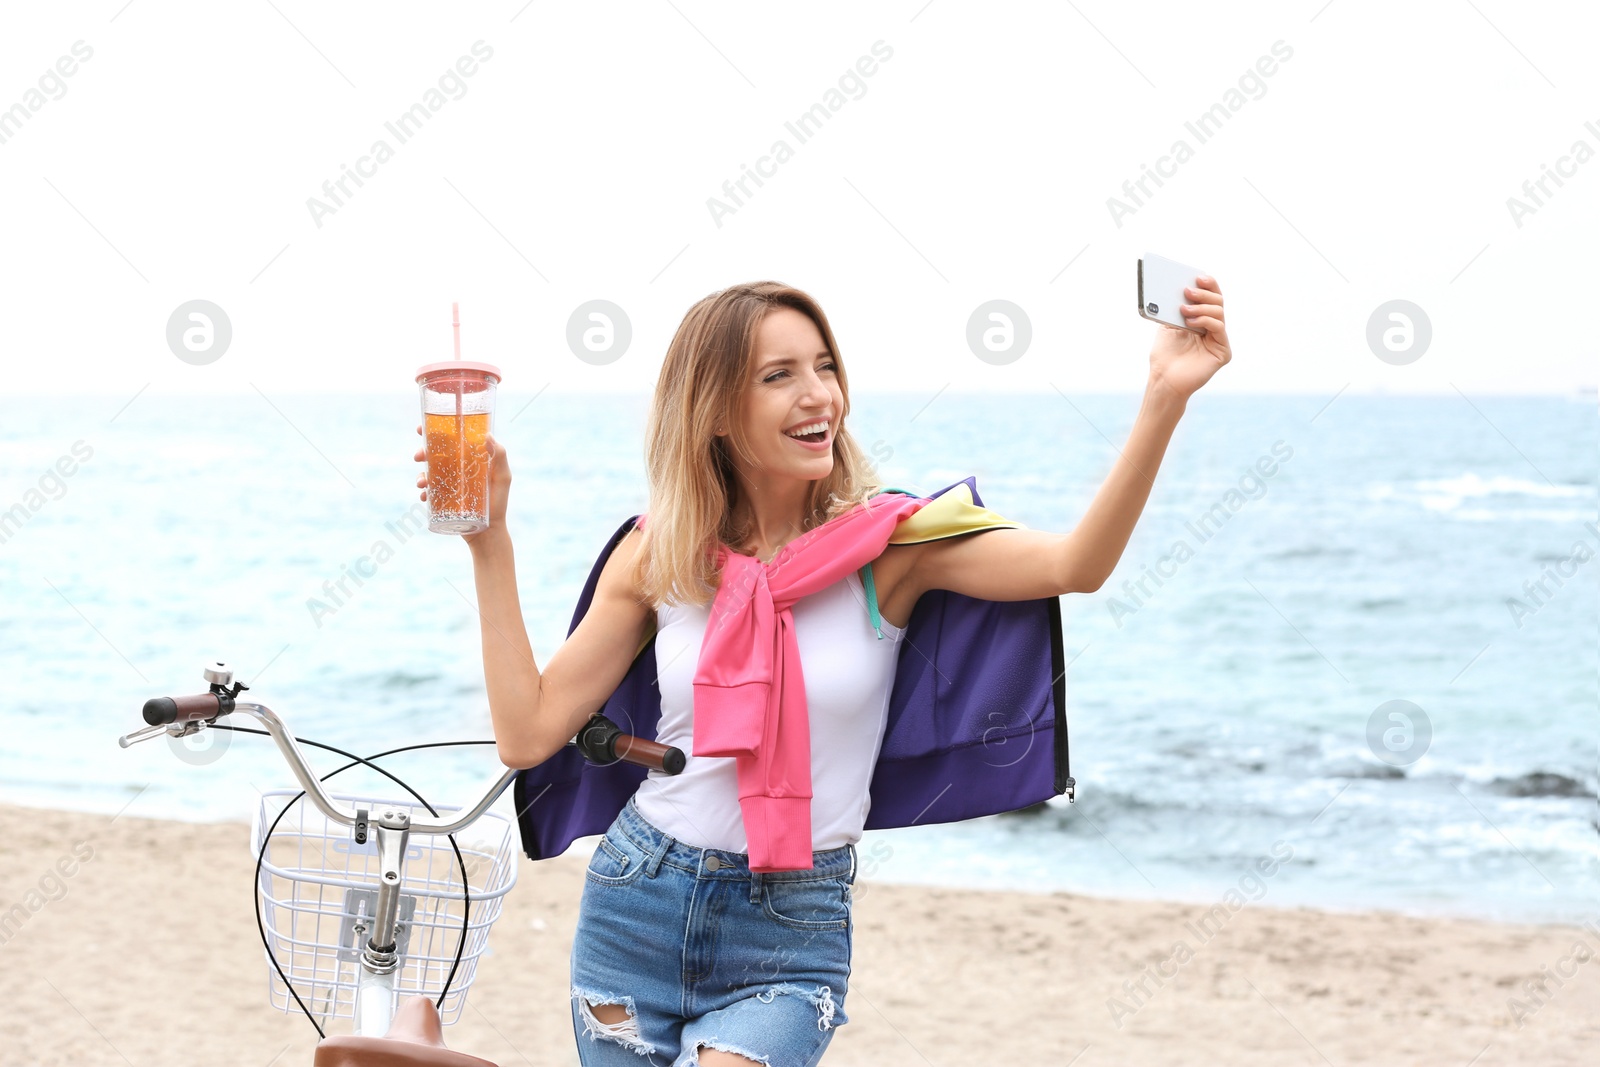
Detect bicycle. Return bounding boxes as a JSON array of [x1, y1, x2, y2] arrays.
[[119, 661, 685, 1067]]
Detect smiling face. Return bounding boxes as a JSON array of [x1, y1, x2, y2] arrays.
[[720, 306, 846, 486]]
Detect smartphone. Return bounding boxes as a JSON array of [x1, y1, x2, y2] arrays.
[[1137, 252, 1206, 333]]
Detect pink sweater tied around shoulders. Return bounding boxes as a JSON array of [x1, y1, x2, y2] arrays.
[[637, 491, 932, 871]]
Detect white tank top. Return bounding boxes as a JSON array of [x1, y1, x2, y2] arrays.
[[632, 569, 906, 852]]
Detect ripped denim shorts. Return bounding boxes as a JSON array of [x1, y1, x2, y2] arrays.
[[569, 793, 856, 1066]]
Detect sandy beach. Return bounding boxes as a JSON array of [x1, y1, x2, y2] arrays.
[[1, 801, 1593, 1066]]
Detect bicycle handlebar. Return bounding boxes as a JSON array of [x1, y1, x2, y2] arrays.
[[238, 701, 514, 835], [128, 670, 686, 835]]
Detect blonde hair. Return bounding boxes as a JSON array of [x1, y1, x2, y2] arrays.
[[634, 281, 884, 608]]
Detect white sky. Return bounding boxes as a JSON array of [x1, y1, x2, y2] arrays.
[[1, 1, 1595, 397]]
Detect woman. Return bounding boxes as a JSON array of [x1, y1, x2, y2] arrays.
[[414, 279, 1230, 1065]]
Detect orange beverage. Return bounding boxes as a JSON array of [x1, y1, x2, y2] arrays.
[[425, 410, 491, 531], [417, 332, 500, 535]]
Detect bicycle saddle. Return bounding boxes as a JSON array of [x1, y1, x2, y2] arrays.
[[312, 996, 499, 1067]]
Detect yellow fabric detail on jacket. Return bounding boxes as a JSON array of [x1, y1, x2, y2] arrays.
[[883, 480, 1023, 545]]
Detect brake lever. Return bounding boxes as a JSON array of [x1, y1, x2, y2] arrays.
[[117, 720, 206, 749]]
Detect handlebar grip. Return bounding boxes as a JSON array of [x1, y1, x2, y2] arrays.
[[142, 692, 226, 726], [614, 735, 687, 775], [575, 714, 685, 775]]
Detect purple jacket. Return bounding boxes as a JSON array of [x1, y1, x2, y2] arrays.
[[511, 477, 1072, 860]]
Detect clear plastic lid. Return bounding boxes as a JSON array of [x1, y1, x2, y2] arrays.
[[415, 360, 502, 384]]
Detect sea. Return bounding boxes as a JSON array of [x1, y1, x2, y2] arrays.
[[1, 390, 1594, 926]]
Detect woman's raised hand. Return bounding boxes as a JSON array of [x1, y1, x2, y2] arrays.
[[1147, 274, 1231, 401]]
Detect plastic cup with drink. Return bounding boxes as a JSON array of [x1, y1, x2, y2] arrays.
[[416, 303, 501, 536]]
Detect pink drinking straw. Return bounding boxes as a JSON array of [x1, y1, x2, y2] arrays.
[[451, 300, 464, 422], [454, 303, 467, 505]]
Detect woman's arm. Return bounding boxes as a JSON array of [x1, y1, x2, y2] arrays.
[[415, 432, 650, 768], [1063, 273, 1231, 590], [1055, 378, 1188, 592], [416, 429, 541, 762], [463, 525, 544, 762], [903, 274, 1231, 601]]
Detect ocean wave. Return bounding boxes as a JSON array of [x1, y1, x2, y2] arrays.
[[1485, 771, 1595, 798], [1449, 508, 1595, 522], [1264, 545, 1359, 561], [1316, 759, 1408, 781], [1291, 764, 1597, 800], [1365, 474, 1594, 517], [358, 670, 444, 689], [1414, 473, 1593, 500]]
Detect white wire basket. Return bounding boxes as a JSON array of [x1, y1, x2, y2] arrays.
[[250, 788, 519, 1026]]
